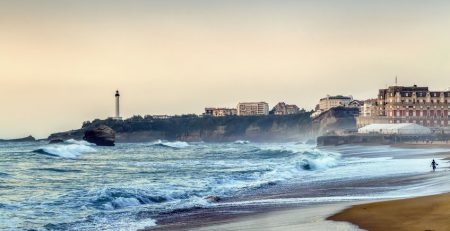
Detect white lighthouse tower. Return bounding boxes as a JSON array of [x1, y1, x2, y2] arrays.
[[113, 90, 122, 120]]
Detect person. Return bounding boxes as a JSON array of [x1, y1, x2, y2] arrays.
[[431, 159, 438, 172]]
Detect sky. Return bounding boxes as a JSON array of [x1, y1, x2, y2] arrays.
[[1, 0, 450, 138]]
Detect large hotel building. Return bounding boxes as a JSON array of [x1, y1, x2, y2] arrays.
[[357, 85, 450, 128]]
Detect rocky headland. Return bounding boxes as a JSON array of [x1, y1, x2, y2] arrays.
[[48, 113, 316, 143]]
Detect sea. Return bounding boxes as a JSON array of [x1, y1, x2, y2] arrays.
[[1, 140, 449, 231]]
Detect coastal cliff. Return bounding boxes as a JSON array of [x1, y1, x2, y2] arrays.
[[48, 113, 313, 142], [312, 107, 359, 135]]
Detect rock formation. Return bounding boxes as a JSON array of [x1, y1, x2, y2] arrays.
[[49, 139, 64, 144], [312, 107, 359, 135], [0, 135, 36, 142], [83, 125, 115, 146]]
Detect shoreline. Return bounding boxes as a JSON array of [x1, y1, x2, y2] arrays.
[[143, 146, 450, 231], [328, 192, 450, 231]]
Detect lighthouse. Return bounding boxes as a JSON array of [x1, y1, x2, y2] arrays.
[[113, 90, 122, 120]]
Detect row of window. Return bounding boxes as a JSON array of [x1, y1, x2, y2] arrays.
[[390, 120, 448, 126], [388, 99, 450, 104]]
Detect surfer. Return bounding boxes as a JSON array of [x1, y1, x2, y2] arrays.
[[431, 159, 438, 172]]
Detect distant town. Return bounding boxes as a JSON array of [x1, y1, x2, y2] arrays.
[[111, 82, 450, 133], [40, 81, 450, 145]]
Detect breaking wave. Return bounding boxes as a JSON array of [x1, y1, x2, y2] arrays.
[[64, 139, 94, 146], [92, 188, 168, 210], [33, 144, 96, 158], [298, 150, 341, 170], [151, 140, 190, 149], [234, 140, 250, 144]]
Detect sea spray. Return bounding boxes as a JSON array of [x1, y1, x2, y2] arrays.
[[65, 139, 95, 146], [33, 143, 96, 158]]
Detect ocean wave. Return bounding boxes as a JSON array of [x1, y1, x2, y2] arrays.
[[92, 188, 168, 210], [33, 144, 96, 158], [0, 172, 9, 177], [151, 140, 190, 149], [298, 150, 341, 170], [31, 168, 82, 173], [64, 139, 95, 146], [234, 140, 250, 144]]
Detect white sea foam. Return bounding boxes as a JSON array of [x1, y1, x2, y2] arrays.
[[65, 139, 95, 146], [234, 140, 250, 144], [105, 197, 141, 210], [35, 144, 96, 158], [152, 140, 190, 148]]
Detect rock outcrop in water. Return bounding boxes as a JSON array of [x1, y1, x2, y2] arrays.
[[0, 135, 36, 142], [83, 125, 115, 146]]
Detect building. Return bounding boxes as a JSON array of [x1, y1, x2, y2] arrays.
[[319, 95, 353, 111], [237, 102, 269, 116], [362, 99, 377, 117], [204, 107, 237, 117], [151, 115, 172, 120], [271, 102, 300, 115], [358, 123, 431, 135], [348, 100, 364, 108], [111, 90, 122, 120], [357, 85, 450, 128], [311, 95, 354, 118]]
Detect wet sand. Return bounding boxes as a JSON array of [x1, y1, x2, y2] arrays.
[[329, 192, 450, 231], [191, 203, 362, 231]]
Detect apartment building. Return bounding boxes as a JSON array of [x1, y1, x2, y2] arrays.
[[204, 107, 237, 117], [237, 102, 269, 116]]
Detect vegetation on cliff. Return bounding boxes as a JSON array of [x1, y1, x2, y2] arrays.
[[50, 112, 313, 142]]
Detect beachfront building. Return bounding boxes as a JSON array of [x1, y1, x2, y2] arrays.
[[362, 99, 378, 117], [311, 95, 353, 118], [356, 85, 450, 128], [237, 102, 269, 116], [358, 123, 432, 135], [204, 107, 237, 117], [271, 102, 300, 115]]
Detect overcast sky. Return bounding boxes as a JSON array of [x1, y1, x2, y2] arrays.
[[1, 0, 450, 138]]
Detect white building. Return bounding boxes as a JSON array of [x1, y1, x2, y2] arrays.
[[237, 102, 269, 116], [358, 123, 431, 135], [319, 95, 353, 111]]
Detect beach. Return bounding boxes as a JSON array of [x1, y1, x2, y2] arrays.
[[329, 192, 450, 231], [147, 145, 450, 231], [184, 193, 450, 231]]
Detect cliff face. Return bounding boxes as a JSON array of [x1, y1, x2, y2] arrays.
[[312, 107, 359, 135], [48, 113, 313, 142]]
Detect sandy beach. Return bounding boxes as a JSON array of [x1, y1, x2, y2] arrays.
[[329, 192, 450, 231]]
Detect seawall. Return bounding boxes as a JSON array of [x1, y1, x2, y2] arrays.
[[317, 134, 449, 146]]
